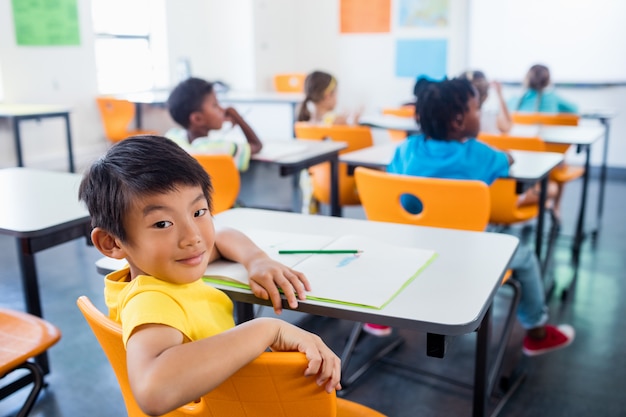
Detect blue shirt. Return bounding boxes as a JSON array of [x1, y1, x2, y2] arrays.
[[508, 89, 578, 113], [387, 134, 510, 213]]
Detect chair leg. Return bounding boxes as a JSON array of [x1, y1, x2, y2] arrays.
[[488, 279, 522, 397], [15, 362, 45, 417]]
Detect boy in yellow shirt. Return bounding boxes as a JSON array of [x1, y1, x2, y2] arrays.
[[79, 135, 340, 416]]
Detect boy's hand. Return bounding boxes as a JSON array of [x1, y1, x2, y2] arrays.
[[224, 107, 242, 126], [271, 322, 342, 393], [246, 256, 311, 314]]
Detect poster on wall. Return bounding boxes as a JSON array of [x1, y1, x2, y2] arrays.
[[397, 0, 449, 28], [340, 0, 391, 34], [11, 0, 80, 46], [395, 39, 447, 79]]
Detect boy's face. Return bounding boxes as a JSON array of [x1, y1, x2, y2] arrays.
[[118, 185, 215, 284], [192, 91, 225, 131], [461, 96, 481, 138]]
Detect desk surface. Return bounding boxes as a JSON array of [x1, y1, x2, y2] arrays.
[[340, 143, 563, 182], [359, 114, 419, 132], [0, 168, 89, 237], [509, 124, 605, 145], [99, 208, 518, 335], [252, 139, 346, 165], [215, 209, 517, 335], [0, 104, 72, 117]]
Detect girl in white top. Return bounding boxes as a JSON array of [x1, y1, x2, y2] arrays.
[[459, 70, 512, 134], [297, 71, 360, 125]]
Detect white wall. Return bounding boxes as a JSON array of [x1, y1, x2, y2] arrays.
[[0, 0, 103, 170], [1, 0, 624, 170]]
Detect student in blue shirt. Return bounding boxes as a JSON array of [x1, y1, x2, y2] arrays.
[[388, 78, 574, 356], [508, 64, 578, 113]]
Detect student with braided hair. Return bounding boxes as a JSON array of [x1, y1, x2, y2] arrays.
[[388, 78, 575, 356]]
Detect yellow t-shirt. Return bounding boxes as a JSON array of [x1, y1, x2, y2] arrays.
[[104, 266, 235, 346]]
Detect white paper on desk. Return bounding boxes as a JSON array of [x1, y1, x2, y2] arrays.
[[204, 230, 437, 309], [253, 142, 308, 161]]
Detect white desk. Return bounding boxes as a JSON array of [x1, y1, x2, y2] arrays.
[[510, 124, 605, 264], [0, 168, 91, 373], [250, 140, 347, 217], [358, 114, 420, 133], [98, 207, 518, 417], [0, 104, 75, 172], [340, 143, 563, 262]]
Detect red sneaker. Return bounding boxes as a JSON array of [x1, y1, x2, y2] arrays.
[[523, 324, 575, 357], [362, 323, 392, 337]]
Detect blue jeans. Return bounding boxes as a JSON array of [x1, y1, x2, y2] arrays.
[[507, 241, 549, 329]]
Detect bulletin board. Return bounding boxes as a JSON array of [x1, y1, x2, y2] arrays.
[[11, 0, 80, 46]]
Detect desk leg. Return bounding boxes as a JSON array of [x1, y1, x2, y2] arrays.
[[535, 177, 548, 262], [329, 156, 341, 217], [16, 238, 50, 375], [12, 118, 24, 167], [473, 306, 491, 417], [63, 113, 75, 173], [235, 302, 255, 323], [572, 145, 592, 264], [135, 103, 143, 129], [594, 118, 610, 239]]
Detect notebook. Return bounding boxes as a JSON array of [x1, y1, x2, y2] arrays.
[[203, 229, 437, 309]]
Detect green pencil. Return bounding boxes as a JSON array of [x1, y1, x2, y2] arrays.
[[278, 249, 362, 254]]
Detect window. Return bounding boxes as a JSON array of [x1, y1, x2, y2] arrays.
[[91, 0, 168, 94]]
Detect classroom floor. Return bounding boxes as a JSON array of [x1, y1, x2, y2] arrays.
[[1, 166, 625, 417]]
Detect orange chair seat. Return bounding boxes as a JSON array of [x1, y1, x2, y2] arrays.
[[550, 164, 585, 184], [0, 309, 61, 374]]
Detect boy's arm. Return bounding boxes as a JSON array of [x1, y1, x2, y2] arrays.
[[126, 317, 340, 416], [492, 81, 513, 133], [224, 107, 263, 154], [210, 226, 311, 314]]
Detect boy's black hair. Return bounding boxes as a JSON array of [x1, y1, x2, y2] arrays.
[[78, 135, 213, 242], [418, 78, 476, 140], [167, 77, 215, 128]]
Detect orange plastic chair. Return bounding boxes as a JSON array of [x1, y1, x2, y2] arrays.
[[354, 167, 519, 394], [510, 112, 584, 184], [76, 296, 386, 417], [0, 308, 61, 417], [191, 154, 241, 214], [477, 133, 544, 225], [273, 73, 306, 93], [96, 97, 158, 143], [382, 106, 415, 142], [294, 123, 374, 208]]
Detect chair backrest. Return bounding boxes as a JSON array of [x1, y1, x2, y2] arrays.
[[294, 123, 374, 206], [477, 133, 546, 152], [273, 73, 306, 93], [511, 112, 579, 126], [95, 97, 137, 143], [382, 106, 415, 118], [0, 308, 61, 374], [191, 154, 241, 214], [76, 296, 339, 417], [381, 107, 415, 142], [511, 112, 579, 154], [354, 167, 490, 232]]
